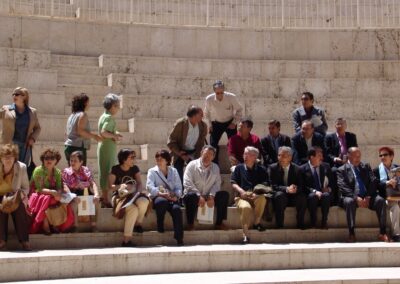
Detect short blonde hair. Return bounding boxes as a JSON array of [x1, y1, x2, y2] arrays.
[[0, 144, 19, 160], [13, 87, 30, 106]]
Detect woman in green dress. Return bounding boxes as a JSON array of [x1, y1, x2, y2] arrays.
[[97, 94, 122, 208]]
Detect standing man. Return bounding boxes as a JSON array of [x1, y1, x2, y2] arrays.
[[261, 120, 291, 167], [292, 92, 328, 136], [167, 106, 208, 182], [337, 147, 389, 242], [204, 80, 243, 164]]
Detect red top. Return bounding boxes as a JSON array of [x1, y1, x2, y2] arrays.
[[228, 133, 263, 163]]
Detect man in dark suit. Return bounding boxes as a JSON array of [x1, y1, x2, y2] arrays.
[[291, 120, 325, 165], [167, 106, 208, 182], [324, 118, 358, 168], [268, 146, 307, 229], [337, 147, 389, 242], [301, 147, 333, 229], [261, 120, 291, 167]]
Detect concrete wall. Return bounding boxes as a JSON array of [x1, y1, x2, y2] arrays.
[[1, 15, 400, 59]]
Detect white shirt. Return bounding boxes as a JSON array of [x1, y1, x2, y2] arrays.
[[184, 122, 199, 150], [283, 166, 290, 186], [204, 92, 243, 125], [305, 137, 313, 150]]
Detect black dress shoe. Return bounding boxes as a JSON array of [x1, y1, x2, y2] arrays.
[[157, 228, 165, 233], [134, 225, 144, 233], [253, 224, 266, 232], [392, 235, 400, 242], [177, 240, 184, 246], [241, 236, 250, 244], [121, 241, 137, 247], [297, 224, 306, 230]]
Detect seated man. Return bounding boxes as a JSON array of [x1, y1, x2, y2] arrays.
[[337, 147, 389, 242], [324, 117, 358, 205], [227, 118, 262, 168], [261, 120, 291, 168], [291, 120, 325, 165], [167, 106, 208, 183], [231, 146, 268, 244], [269, 146, 306, 229], [301, 147, 333, 229], [183, 145, 230, 231]]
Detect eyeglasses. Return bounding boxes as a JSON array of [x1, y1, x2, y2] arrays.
[[44, 156, 56, 161], [12, 93, 24, 97], [379, 153, 390, 158]]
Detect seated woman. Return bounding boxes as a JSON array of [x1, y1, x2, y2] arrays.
[[62, 151, 100, 232], [109, 148, 149, 247], [29, 148, 74, 234], [0, 144, 31, 251], [146, 150, 184, 246]]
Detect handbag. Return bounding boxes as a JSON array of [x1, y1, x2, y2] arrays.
[[45, 204, 67, 226], [23, 147, 36, 180], [253, 184, 273, 197], [0, 190, 22, 214]]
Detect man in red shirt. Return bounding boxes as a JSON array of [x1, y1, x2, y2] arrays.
[[227, 118, 263, 167]]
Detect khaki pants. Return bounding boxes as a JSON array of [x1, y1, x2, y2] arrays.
[[124, 197, 149, 237], [235, 195, 267, 227], [388, 200, 400, 236]]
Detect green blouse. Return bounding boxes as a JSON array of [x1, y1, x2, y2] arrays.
[[31, 165, 62, 193]]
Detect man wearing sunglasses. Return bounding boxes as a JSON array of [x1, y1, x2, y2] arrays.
[[204, 80, 243, 165]]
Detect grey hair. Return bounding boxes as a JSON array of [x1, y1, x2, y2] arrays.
[[201, 145, 217, 155], [278, 146, 293, 156], [103, 93, 120, 110], [244, 146, 259, 156], [213, 80, 224, 90]]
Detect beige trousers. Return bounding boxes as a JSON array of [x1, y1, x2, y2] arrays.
[[124, 197, 149, 237], [388, 200, 400, 236], [235, 195, 267, 227]]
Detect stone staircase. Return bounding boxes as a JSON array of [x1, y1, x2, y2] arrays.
[[0, 12, 400, 282]]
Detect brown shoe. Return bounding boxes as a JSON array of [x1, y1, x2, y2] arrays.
[[0, 240, 6, 250], [321, 223, 328, 230], [378, 234, 391, 242], [186, 224, 194, 231], [347, 234, 356, 243], [215, 223, 230, 230]]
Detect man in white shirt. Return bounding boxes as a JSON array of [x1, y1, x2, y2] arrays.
[[183, 145, 230, 230], [204, 80, 243, 164]]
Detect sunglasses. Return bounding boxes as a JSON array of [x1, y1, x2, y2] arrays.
[[379, 153, 390, 158], [12, 93, 24, 97], [44, 156, 56, 161]]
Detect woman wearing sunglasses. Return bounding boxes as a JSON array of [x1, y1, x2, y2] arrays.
[[28, 148, 74, 235], [0, 87, 41, 165]]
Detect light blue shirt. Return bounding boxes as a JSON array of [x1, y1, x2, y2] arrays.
[[146, 166, 182, 198]]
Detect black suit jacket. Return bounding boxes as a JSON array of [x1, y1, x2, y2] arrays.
[[373, 164, 399, 199], [291, 132, 325, 165], [300, 162, 334, 194], [337, 162, 378, 199], [261, 134, 291, 167], [268, 162, 304, 194], [324, 132, 358, 167]]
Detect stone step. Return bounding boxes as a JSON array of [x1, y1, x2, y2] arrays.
[[51, 54, 99, 67], [100, 54, 400, 80], [58, 84, 112, 100], [2, 242, 399, 282], [0, 47, 51, 69], [0, 66, 57, 90], [16, 268, 400, 284], [107, 73, 400, 100], [36, 114, 129, 142], [128, 117, 400, 146], [121, 94, 400, 121], [52, 64, 103, 76], [58, 73, 107, 86]]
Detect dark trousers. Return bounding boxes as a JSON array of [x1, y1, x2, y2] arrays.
[[273, 191, 307, 228], [0, 202, 29, 243], [173, 149, 195, 184], [183, 191, 230, 225], [341, 195, 387, 235], [64, 145, 87, 166], [307, 192, 331, 226], [331, 167, 340, 206], [153, 197, 183, 242], [210, 120, 236, 164]]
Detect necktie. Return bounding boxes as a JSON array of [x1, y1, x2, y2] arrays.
[[313, 167, 321, 191], [354, 167, 367, 197], [283, 167, 289, 186]]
